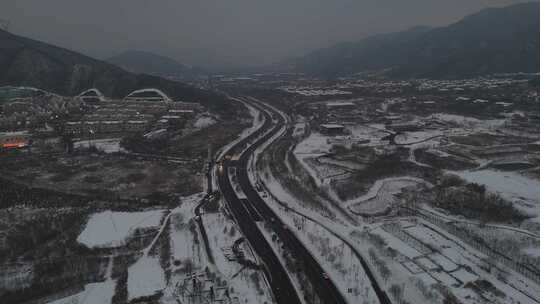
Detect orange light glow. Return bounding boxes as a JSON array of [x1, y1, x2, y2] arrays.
[[2, 142, 27, 148]]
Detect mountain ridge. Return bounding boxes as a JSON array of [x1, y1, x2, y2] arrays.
[[0, 29, 228, 112], [290, 2, 540, 78], [107, 50, 205, 80]]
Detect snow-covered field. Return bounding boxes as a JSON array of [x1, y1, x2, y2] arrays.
[[452, 221, 540, 262], [293, 124, 437, 203], [525, 247, 540, 258], [455, 170, 540, 223], [204, 213, 274, 304], [194, 115, 217, 129], [345, 177, 431, 209], [345, 124, 390, 147], [349, 179, 423, 215], [128, 256, 166, 301], [251, 150, 382, 303], [242, 96, 540, 303], [159, 192, 273, 304], [48, 280, 116, 304], [74, 138, 125, 153], [204, 213, 243, 276], [394, 130, 443, 145], [77, 210, 164, 248], [359, 219, 540, 304], [403, 221, 540, 303], [169, 193, 207, 264], [293, 132, 335, 187], [49, 257, 116, 304], [304, 157, 349, 181], [294, 132, 332, 155], [429, 113, 506, 130]]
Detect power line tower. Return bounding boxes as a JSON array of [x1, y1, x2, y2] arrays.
[[174, 272, 234, 304]]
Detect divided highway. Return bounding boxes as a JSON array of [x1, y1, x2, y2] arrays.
[[250, 100, 392, 304], [216, 99, 301, 304], [216, 97, 348, 304]]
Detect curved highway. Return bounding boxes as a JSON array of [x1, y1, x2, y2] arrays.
[[216, 96, 348, 304], [216, 98, 301, 304]]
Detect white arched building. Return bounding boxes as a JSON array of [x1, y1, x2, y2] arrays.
[[78, 88, 106, 102], [124, 88, 172, 103]]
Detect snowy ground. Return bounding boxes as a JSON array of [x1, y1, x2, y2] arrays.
[[74, 138, 125, 153], [253, 169, 382, 303], [349, 178, 426, 215], [455, 169, 540, 223], [254, 110, 540, 303], [295, 132, 333, 155], [290, 111, 521, 208], [429, 113, 506, 131], [525, 247, 540, 258], [346, 124, 391, 147], [251, 135, 382, 303], [159, 192, 274, 304], [77, 210, 164, 248], [49, 257, 116, 304], [204, 213, 274, 304], [293, 123, 439, 201], [48, 280, 116, 304], [261, 170, 540, 304], [357, 219, 540, 304], [128, 256, 166, 301], [169, 195, 207, 264], [394, 130, 443, 145], [194, 115, 217, 129], [293, 132, 334, 187], [72, 190, 270, 304], [304, 157, 350, 184]]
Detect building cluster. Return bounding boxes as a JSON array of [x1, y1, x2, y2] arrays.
[[417, 77, 530, 92], [0, 131, 31, 149], [281, 86, 352, 97], [0, 86, 206, 153], [63, 100, 203, 136], [0, 96, 84, 131]]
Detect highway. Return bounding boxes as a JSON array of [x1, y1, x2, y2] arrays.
[[252, 100, 392, 304], [216, 97, 348, 304]]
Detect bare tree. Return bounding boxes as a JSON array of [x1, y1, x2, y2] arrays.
[[389, 284, 404, 304]]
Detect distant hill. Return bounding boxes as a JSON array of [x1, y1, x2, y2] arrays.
[[291, 2, 540, 78], [107, 50, 206, 80], [0, 29, 228, 112]]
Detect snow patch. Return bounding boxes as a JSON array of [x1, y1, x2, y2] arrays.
[[455, 170, 540, 221], [77, 210, 164, 248], [74, 138, 125, 153], [127, 256, 166, 301], [194, 116, 217, 129], [47, 280, 116, 304]]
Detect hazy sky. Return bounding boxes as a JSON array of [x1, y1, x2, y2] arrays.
[[0, 0, 536, 67]]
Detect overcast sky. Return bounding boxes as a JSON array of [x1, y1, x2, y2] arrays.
[[0, 0, 536, 67]]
